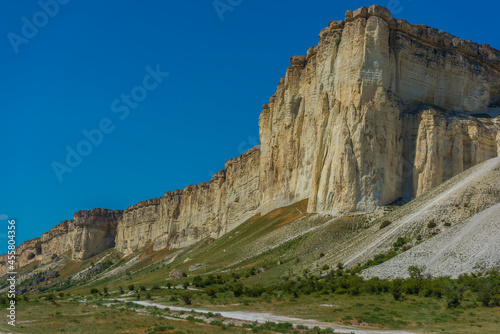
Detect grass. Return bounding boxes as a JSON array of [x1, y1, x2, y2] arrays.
[[0, 299, 246, 334], [142, 289, 500, 333]]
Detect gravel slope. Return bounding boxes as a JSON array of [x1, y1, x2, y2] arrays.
[[361, 157, 500, 278]]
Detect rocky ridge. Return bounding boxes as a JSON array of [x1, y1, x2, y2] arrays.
[[2, 5, 499, 276]]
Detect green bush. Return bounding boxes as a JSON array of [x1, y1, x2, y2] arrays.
[[380, 220, 392, 229], [391, 279, 404, 300], [181, 293, 192, 305]]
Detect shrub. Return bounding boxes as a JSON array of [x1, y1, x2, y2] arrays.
[[207, 288, 217, 298], [336, 38, 341, 46], [128, 284, 135, 291], [445, 286, 464, 308], [427, 220, 437, 228], [408, 266, 424, 280], [90, 288, 99, 294], [181, 293, 192, 305], [319, 252, 325, 258], [380, 220, 392, 229], [393, 237, 409, 249], [444, 222, 452, 227], [232, 282, 244, 297], [139, 285, 146, 291], [391, 279, 404, 300]]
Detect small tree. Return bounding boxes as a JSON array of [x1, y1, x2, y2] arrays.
[[391, 279, 404, 301], [181, 293, 192, 305], [408, 266, 424, 280], [445, 286, 464, 308], [207, 288, 217, 298]]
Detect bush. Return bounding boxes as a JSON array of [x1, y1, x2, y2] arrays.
[[181, 293, 192, 305], [445, 286, 464, 308], [139, 285, 146, 291], [391, 279, 404, 300], [408, 266, 424, 280], [393, 237, 409, 249], [207, 288, 217, 298], [90, 288, 99, 294], [128, 284, 135, 291], [380, 220, 392, 229], [232, 282, 244, 297], [427, 220, 437, 228]]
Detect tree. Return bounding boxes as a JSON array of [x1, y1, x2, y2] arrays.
[[181, 293, 192, 305], [391, 279, 404, 300], [408, 266, 424, 280]]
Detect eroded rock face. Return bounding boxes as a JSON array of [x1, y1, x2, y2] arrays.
[[258, 4, 500, 215], [3, 5, 500, 272], [115, 146, 261, 254], [0, 209, 122, 276]]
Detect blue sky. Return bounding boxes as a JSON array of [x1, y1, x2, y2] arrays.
[[1, 0, 499, 246]]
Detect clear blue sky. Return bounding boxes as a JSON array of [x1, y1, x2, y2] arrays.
[[1, 0, 499, 246]]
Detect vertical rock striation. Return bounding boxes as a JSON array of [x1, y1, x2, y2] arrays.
[[0, 209, 122, 276], [115, 146, 261, 254], [258, 4, 500, 215]]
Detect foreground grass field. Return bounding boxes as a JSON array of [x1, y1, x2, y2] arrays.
[[0, 299, 268, 334]]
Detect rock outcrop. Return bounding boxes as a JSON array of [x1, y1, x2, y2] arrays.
[[0, 209, 122, 276], [259, 4, 500, 215], [115, 146, 260, 254], [2, 5, 499, 273]]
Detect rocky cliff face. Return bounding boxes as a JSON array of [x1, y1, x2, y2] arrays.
[[0, 209, 121, 276], [115, 146, 260, 254], [3, 5, 499, 273], [259, 4, 500, 215]]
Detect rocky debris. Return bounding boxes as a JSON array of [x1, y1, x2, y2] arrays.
[[47, 270, 59, 278], [169, 269, 184, 279], [189, 264, 202, 271]]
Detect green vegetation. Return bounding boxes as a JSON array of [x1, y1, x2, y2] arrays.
[[379, 220, 392, 229], [5, 200, 500, 333]]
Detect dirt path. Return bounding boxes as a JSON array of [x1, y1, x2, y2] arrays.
[[121, 299, 416, 334]]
